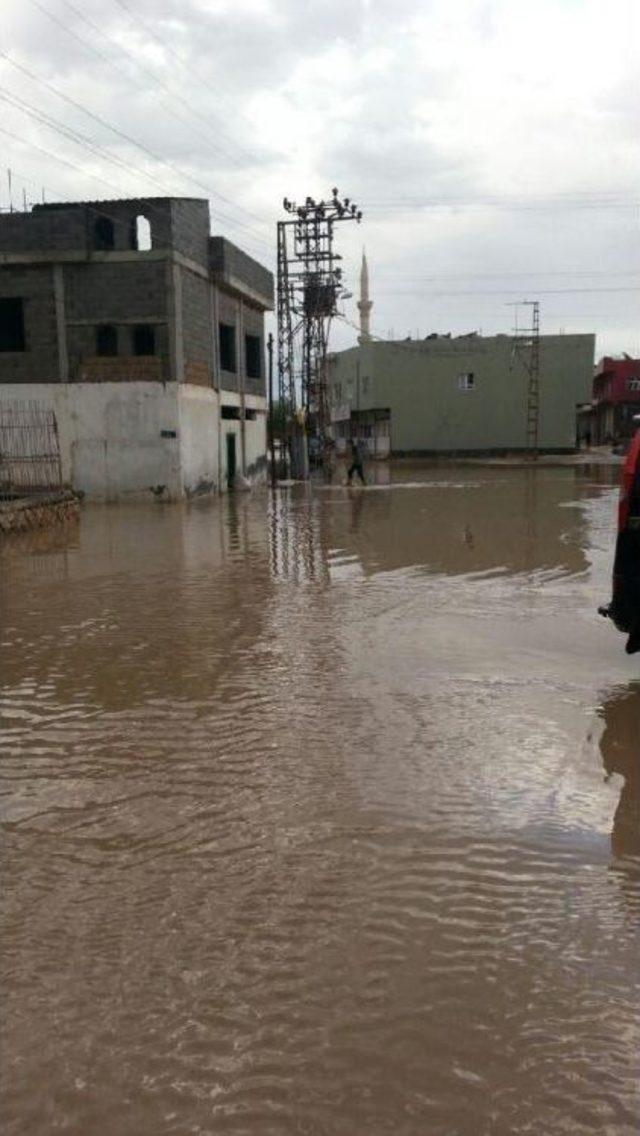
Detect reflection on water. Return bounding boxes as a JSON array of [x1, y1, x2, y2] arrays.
[[2, 466, 639, 1136], [272, 466, 592, 583], [598, 684, 640, 903]]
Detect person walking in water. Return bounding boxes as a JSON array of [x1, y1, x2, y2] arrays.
[[347, 438, 366, 485]]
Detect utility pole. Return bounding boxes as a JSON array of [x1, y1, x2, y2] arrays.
[[267, 332, 276, 485], [511, 300, 541, 459], [276, 188, 362, 477]]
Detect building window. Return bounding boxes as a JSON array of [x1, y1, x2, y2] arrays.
[[0, 297, 26, 351], [245, 334, 261, 379], [458, 372, 475, 391], [221, 404, 240, 420], [627, 378, 640, 391], [96, 325, 118, 356], [219, 324, 236, 372], [133, 324, 155, 355], [130, 215, 151, 251], [94, 216, 115, 251]]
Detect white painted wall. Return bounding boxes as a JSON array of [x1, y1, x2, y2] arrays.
[[218, 390, 268, 488], [177, 385, 220, 497], [245, 413, 267, 481], [1, 382, 181, 500], [0, 382, 267, 500]]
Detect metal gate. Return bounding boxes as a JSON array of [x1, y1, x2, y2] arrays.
[[0, 400, 63, 494]]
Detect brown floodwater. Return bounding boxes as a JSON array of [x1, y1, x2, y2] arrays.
[[1, 464, 638, 1136]]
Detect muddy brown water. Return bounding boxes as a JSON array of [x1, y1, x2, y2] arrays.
[[1, 465, 638, 1135]]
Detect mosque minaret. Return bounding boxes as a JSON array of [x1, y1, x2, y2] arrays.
[[357, 249, 373, 344]]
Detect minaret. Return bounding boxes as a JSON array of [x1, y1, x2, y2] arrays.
[[357, 249, 373, 344]]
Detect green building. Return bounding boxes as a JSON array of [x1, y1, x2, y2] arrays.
[[328, 332, 595, 456]]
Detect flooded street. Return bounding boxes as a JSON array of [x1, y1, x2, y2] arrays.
[[1, 464, 639, 1135]]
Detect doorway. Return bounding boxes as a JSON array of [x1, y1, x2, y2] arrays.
[[226, 432, 237, 489]]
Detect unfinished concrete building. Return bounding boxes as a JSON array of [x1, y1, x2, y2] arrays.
[[0, 196, 273, 498]]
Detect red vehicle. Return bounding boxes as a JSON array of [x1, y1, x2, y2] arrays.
[[599, 422, 640, 653]]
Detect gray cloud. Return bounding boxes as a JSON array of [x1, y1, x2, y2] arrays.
[[1, 0, 638, 355]]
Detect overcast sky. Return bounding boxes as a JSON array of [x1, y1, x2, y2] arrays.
[[1, 0, 638, 356]]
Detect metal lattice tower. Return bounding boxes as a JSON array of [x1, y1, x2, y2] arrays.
[[276, 189, 362, 463], [511, 301, 541, 458]]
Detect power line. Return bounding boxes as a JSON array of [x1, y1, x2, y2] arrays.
[[363, 190, 639, 214], [56, 0, 263, 176], [111, 0, 259, 153], [373, 287, 640, 297], [0, 86, 274, 259], [0, 52, 271, 248], [366, 270, 640, 281], [27, 0, 137, 78], [0, 130, 274, 266]]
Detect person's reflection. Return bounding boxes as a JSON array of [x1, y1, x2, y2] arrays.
[[597, 684, 640, 895], [348, 486, 365, 532]]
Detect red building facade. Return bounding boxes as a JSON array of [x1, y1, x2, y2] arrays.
[[592, 355, 640, 444]]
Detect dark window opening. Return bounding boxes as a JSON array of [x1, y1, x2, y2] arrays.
[[221, 405, 240, 420], [458, 372, 475, 391], [0, 298, 26, 352], [245, 334, 262, 379], [219, 323, 236, 372], [133, 324, 155, 355], [94, 216, 115, 250], [245, 408, 258, 421], [96, 325, 118, 356]]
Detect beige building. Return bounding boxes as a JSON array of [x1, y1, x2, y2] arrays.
[[329, 333, 594, 456], [329, 257, 594, 455]]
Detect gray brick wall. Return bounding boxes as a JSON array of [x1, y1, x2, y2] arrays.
[[66, 324, 170, 382], [242, 304, 266, 397], [0, 208, 87, 254], [209, 237, 274, 308], [64, 262, 167, 321], [0, 197, 269, 392], [0, 266, 59, 383], [170, 200, 211, 268], [2, 198, 195, 257], [181, 267, 214, 383]]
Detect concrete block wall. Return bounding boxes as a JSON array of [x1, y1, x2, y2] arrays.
[[63, 260, 170, 382], [0, 207, 87, 254], [171, 200, 211, 268], [32, 199, 175, 254], [242, 302, 266, 398], [64, 260, 167, 321], [217, 290, 240, 393], [209, 236, 274, 306], [180, 267, 214, 387], [74, 356, 164, 383], [15, 197, 205, 258], [0, 265, 58, 383]]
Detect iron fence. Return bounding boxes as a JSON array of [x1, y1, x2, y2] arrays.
[[0, 400, 63, 495]]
